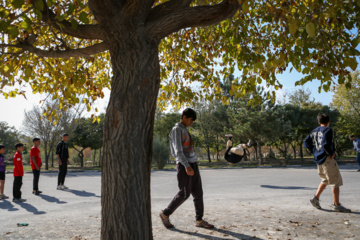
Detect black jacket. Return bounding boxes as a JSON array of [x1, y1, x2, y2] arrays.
[[56, 141, 69, 160]]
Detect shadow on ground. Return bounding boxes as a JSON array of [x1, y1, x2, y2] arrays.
[[64, 189, 101, 198], [39, 194, 67, 204], [260, 185, 316, 190], [14, 202, 46, 215], [169, 228, 264, 240], [0, 200, 19, 212]]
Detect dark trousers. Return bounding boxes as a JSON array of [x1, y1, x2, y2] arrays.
[[32, 169, 40, 191], [13, 176, 22, 199], [356, 152, 360, 168], [163, 162, 204, 221], [58, 162, 68, 186]]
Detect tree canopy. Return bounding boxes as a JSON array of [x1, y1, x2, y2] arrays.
[[1, 0, 359, 110]]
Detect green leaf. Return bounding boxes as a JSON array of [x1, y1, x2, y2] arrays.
[[289, 22, 298, 35], [8, 27, 19, 39], [344, 58, 358, 71], [20, 21, 32, 31], [306, 22, 316, 37], [35, 0, 44, 11], [0, 21, 10, 31], [11, 0, 24, 8], [79, 12, 90, 24], [71, 19, 78, 30]]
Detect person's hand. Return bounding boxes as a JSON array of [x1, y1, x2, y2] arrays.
[[59, 161, 62, 166], [36, 166, 40, 170], [185, 166, 194, 176]]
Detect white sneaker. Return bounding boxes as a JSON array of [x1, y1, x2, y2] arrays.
[[61, 185, 68, 189], [57, 185, 63, 190]]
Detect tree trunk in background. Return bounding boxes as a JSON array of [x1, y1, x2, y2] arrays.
[[51, 149, 54, 167], [299, 143, 304, 160], [101, 27, 160, 239], [207, 145, 211, 162], [44, 142, 49, 170], [257, 139, 263, 165]]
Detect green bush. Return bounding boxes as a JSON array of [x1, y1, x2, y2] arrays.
[[152, 138, 170, 169]]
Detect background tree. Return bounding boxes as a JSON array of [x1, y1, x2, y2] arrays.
[[70, 114, 104, 167], [153, 111, 180, 142], [1, 1, 359, 238], [152, 137, 170, 169], [0, 121, 20, 156]]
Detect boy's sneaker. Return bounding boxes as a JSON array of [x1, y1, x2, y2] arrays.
[[57, 185, 63, 190], [159, 211, 174, 228], [61, 185, 68, 189], [310, 196, 321, 209], [332, 203, 351, 213], [13, 198, 26, 202], [195, 220, 214, 229], [32, 190, 40, 195], [0, 194, 9, 199]]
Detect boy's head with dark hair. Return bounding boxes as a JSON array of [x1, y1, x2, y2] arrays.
[[62, 133, 69, 142], [181, 108, 197, 127], [0, 145, 5, 154], [15, 143, 24, 151], [33, 138, 41, 147], [349, 135, 356, 141], [182, 108, 197, 121], [33, 138, 40, 142], [317, 113, 330, 125]]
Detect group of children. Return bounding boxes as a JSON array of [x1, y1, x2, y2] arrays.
[[0, 133, 70, 202]]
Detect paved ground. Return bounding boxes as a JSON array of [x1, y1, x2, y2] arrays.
[[0, 165, 359, 240]]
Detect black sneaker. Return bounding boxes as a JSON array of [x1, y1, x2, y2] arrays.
[[357, 169, 360, 172], [32, 191, 40, 195]]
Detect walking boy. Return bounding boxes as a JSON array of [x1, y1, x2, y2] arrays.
[[56, 134, 70, 190], [0, 145, 9, 200], [304, 113, 351, 212], [13, 143, 26, 202], [160, 108, 214, 229], [30, 138, 42, 195], [349, 135, 360, 172]]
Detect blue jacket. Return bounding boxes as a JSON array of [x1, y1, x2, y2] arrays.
[[304, 126, 335, 165], [0, 154, 5, 172], [352, 138, 360, 152]]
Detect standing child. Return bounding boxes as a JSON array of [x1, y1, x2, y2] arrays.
[[56, 133, 70, 190], [304, 113, 351, 212], [30, 138, 42, 195], [13, 143, 26, 202], [0, 145, 9, 200], [160, 108, 214, 229]]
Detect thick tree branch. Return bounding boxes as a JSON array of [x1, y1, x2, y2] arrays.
[[0, 42, 108, 59], [37, 0, 104, 40], [147, 0, 193, 23], [88, 0, 123, 23], [147, 0, 241, 41]]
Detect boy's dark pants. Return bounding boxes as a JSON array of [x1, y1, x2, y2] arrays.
[[32, 169, 40, 191], [58, 161, 68, 186], [163, 162, 204, 221], [13, 176, 22, 199]]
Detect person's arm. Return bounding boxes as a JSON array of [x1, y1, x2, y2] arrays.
[[170, 128, 194, 175], [304, 134, 314, 153], [56, 142, 62, 166], [323, 129, 335, 157]]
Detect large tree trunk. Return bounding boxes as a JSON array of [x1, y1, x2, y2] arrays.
[[299, 143, 304, 160], [101, 31, 159, 239], [44, 142, 49, 170]]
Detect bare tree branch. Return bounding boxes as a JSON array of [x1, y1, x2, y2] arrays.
[[36, 0, 104, 40], [88, 0, 124, 23], [146, 0, 241, 41], [0, 42, 109, 59]]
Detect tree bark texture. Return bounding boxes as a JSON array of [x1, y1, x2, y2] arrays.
[[100, 22, 160, 240], [257, 139, 263, 165]]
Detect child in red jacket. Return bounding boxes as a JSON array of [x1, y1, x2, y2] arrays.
[[13, 143, 26, 202]]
